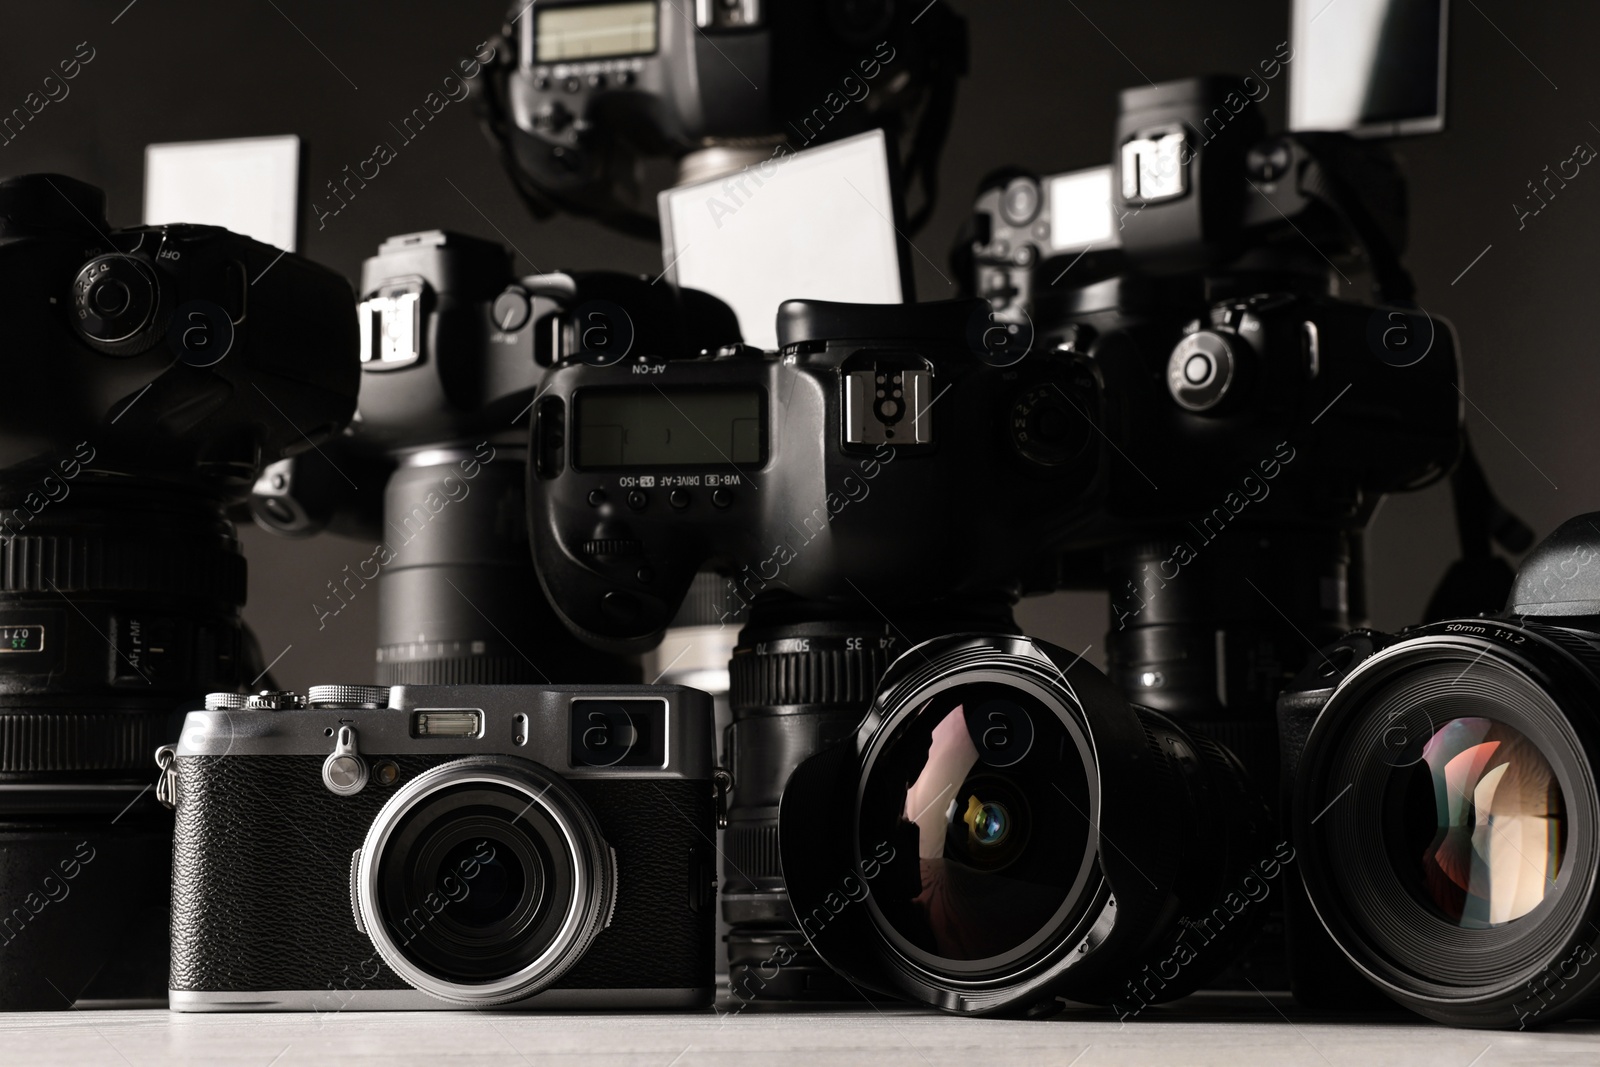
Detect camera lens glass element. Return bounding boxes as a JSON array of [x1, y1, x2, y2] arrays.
[[857, 680, 1094, 970], [360, 758, 614, 1003], [1390, 716, 1566, 928], [1297, 634, 1600, 1023], [377, 783, 566, 984], [437, 835, 529, 928]]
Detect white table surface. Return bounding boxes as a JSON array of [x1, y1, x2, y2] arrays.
[[2, 994, 1596, 1066]]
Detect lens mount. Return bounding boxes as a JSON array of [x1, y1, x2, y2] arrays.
[[1295, 623, 1600, 1026], [354, 755, 615, 1005]]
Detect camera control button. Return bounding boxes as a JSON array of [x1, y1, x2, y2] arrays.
[[627, 489, 648, 510], [587, 489, 607, 507], [1001, 177, 1041, 226], [712, 489, 734, 509], [636, 567, 654, 583], [670, 489, 690, 509], [1167, 331, 1242, 413], [492, 288, 531, 332]]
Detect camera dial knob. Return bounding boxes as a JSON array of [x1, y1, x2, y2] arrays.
[[70, 253, 169, 356], [1167, 330, 1244, 413], [307, 684, 392, 709], [203, 692, 249, 710], [1010, 382, 1092, 467]]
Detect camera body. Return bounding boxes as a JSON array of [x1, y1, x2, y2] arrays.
[[0, 173, 358, 1009], [476, 0, 967, 233], [252, 229, 737, 686], [0, 173, 357, 481], [166, 682, 717, 1011], [527, 297, 1101, 653], [1276, 510, 1600, 1026]]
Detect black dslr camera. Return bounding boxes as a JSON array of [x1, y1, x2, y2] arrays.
[[962, 73, 1470, 992], [165, 682, 717, 1010], [472, 0, 968, 235], [1279, 511, 1600, 1029], [963, 75, 1469, 795], [252, 229, 738, 687], [528, 296, 1100, 996], [0, 173, 358, 1008]]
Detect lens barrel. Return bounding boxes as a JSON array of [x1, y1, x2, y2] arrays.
[[0, 480, 245, 1008], [723, 615, 901, 1001], [374, 447, 636, 686]]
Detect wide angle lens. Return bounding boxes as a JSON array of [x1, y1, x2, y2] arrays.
[[1295, 625, 1600, 1028], [779, 634, 1271, 1016]]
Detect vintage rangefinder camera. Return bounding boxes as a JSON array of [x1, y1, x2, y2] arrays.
[[1276, 511, 1600, 1029], [164, 683, 717, 1011]]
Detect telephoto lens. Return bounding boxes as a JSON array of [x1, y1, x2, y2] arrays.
[[1280, 511, 1600, 1028], [779, 633, 1272, 1015], [0, 173, 359, 1008]]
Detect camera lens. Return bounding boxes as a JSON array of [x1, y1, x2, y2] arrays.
[[0, 481, 245, 1008], [1295, 627, 1600, 1027], [374, 449, 636, 686], [356, 756, 615, 1005], [780, 634, 1272, 1015]]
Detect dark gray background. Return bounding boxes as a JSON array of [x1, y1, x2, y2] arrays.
[[1, 1, 1591, 689]]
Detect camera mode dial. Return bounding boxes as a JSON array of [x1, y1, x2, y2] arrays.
[[70, 253, 170, 356], [1009, 382, 1091, 467]]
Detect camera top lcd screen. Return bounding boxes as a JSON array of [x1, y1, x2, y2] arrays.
[[536, 1, 658, 62], [1290, 0, 1447, 137], [574, 388, 764, 469]]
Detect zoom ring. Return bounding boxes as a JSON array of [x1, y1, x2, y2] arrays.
[[0, 710, 174, 772], [729, 643, 896, 710], [0, 534, 245, 602]]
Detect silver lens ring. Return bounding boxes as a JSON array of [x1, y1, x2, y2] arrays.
[[354, 755, 616, 1005]]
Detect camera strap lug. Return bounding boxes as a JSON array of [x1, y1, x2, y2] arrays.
[[713, 767, 733, 829], [155, 744, 178, 810]]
